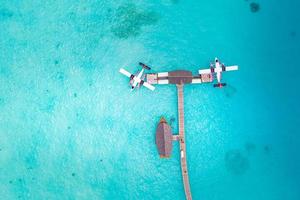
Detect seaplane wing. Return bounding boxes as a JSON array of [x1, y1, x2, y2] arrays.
[[143, 82, 155, 91], [224, 65, 239, 71], [133, 76, 155, 91], [199, 68, 212, 74], [119, 68, 132, 78]]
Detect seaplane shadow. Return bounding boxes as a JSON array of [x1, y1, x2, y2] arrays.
[[222, 84, 237, 98]]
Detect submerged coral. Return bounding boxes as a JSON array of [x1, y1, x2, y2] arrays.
[[170, 117, 175, 123], [290, 31, 296, 37], [250, 2, 260, 13], [244, 142, 256, 153], [111, 4, 159, 39], [225, 149, 250, 175], [169, 116, 176, 129], [171, 0, 180, 4], [264, 145, 271, 154], [0, 9, 13, 21]]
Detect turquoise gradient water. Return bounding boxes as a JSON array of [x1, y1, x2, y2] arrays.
[[1, 0, 299, 199]]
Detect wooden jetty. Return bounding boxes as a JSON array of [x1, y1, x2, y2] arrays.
[[177, 83, 192, 200], [151, 63, 237, 200], [154, 70, 194, 200], [146, 70, 213, 85]]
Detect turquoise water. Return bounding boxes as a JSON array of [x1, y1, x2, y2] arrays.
[[1, 0, 299, 199]]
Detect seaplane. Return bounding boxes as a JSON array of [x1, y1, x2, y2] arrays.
[[119, 62, 155, 91], [199, 57, 239, 88]]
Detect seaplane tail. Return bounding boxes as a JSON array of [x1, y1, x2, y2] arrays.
[[139, 62, 151, 70], [214, 65, 238, 88], [213, 83, 227, 88]]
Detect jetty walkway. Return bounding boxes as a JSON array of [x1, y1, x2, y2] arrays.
[[177, 84, 192, 200]]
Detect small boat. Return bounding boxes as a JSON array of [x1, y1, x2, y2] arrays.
[[155, 117, 173, 158]]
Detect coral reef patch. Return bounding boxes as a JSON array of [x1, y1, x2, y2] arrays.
[[111, 4, 159, 39], [225, 149, 250, 175]]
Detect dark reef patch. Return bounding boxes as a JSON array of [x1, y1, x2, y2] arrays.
[[244, 142, 256, 153], [170, 117, 175, 125], [25, 150, 38, 169], [55, 43, 62, 49], [290, 31, 296, 37], [225, 149, 250, 175], [171, 0, 180, 4], [169, 116, 176, 129], [80, 59, 97, 71], [0, 66, 11, 77], [72, 173, 76, 177], [55, 72, 65, 81], [250, 2, 260, 13], [111, 4, 160, 39], [42, 97, 56, 113], [0, 9, 13, 21], [264, 145, 271, 154]]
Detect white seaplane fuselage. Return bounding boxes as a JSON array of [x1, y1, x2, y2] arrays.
[[130, 69, 145, 91], [199, 57, 239, 88], [214, 59, 223, 84]]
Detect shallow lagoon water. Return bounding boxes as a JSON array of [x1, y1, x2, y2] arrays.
[[0, 0, 300, 199]]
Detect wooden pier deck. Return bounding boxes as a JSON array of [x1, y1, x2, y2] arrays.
[[177, 84, 192, 200]]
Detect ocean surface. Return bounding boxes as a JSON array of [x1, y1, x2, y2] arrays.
[[0, 0, 299, 199]]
